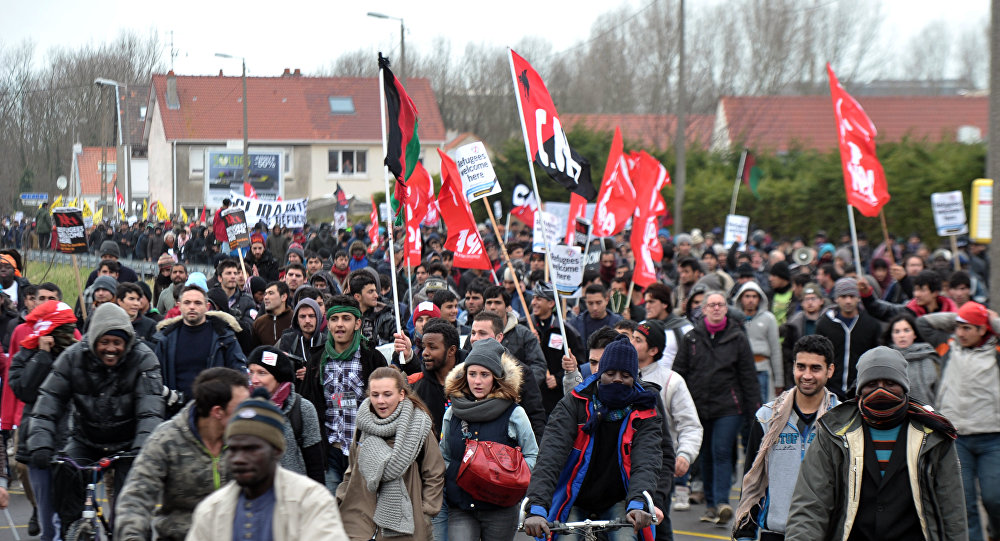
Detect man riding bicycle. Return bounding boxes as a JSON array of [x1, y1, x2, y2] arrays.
[[523, 334, 661, 540], [27, 303, 165, 535]]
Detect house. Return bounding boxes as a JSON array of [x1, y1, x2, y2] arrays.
[[560, 113, 716, 151], [70, 146, 116, 212], [713, 95, 988, 153], [142, 70, 446, 217]]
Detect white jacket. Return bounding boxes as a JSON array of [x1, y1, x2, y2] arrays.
[[186, 466, 348, 541], [640, 361, 703, 463]]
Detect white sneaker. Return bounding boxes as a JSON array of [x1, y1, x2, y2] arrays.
[[672, 486, 691, 511]]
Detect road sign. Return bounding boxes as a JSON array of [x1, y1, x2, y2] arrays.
[[19, 193, 48, 205]]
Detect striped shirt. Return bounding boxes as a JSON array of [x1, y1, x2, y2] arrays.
[[869, 425, 902, 476]]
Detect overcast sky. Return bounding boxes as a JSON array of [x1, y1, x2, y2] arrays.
[[2, 0, 989, 78]]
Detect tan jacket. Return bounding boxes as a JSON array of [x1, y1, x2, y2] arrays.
[[186, 466, 348, 541], [336, 430, 446, 540]]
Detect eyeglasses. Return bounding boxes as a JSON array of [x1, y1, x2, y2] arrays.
[[704, 302, 727, 309]]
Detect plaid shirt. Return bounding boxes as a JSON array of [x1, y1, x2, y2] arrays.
[[323, 349, 365, 454]]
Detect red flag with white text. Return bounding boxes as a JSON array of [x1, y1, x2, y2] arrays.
[[592, 127, 636, 237], [629, 151, 669, 288], [564, 193, 587, 244], [368, 196, 380, 248], [827, 64, 889, 217], [509, 50, 595, 200], [437, 149, 492, 270], [243, 182, 258, 199], [404, 163, 433, 265], [510, 184, 537, 227]]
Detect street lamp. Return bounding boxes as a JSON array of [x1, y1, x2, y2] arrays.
[[215, 53, 250, 186], [367, 12, 405, 84], [94, 78, 123, 217]]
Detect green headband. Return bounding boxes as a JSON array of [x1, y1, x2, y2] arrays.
[[327, 305, 361, 319]]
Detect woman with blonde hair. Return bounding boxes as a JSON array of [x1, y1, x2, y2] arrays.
[[440, 339, 538, 540], [336, 366, 445, 540]]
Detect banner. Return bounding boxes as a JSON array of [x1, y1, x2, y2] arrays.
[[228, 191, 307, 228], [221, 208, 251, 251], [206, 150, 282, 207], [53, 207, 88, 254], [593, 127, 635, 237], [532, 210, 562, 253], [828, 64, 889, 217], [455, 141, 501, 203], [550, 244, 584, 296], [510, 183, 537, 226], [404, 163, 433, 265], [368, 196, 380, 248], [437, 149, 492, 270], [81, 201, 93, 228], [724, 214, 750, 249]]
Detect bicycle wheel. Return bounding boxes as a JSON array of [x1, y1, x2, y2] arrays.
[[65, 518, 97, 541]]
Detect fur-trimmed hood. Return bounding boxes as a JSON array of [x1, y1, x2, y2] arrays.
[[443, 351, 523, 402], [154, 310, 242, 333]]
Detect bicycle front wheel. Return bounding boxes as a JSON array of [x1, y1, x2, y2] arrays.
[[65, 518, 97, 541]]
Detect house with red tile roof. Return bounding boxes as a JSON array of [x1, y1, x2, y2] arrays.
[[142, 70, 446, 215], [712, 95, 987, 152], [70, 146, 116, 210], [560, 113, 716, 150]]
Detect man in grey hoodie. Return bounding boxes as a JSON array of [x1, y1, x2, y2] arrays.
[[734, 281, 784, 402]]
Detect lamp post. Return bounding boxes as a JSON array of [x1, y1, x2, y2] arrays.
[[94, 78, 123, 218], [216, 53, 250, 188], [367, 12, 405, 84]]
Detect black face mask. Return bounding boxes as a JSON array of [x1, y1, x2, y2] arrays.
[[859, 386, 907, 429]]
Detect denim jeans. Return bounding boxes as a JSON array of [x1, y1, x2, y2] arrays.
[[447, 504, 518, 541], [432, 499, 448, 541], [700, 415, 742, 509], [28, 466, 60, 541], [757, 370, 770, 404], [956, 432, 1000, 541], [325, 450, 347, 495]]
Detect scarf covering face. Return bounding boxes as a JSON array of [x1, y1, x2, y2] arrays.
[[859, 386, 908, 429], [21, 300, 77, 350], [582, 381, 657, 434], [355, 397, 432, 537], [322, 305, 363, 368]]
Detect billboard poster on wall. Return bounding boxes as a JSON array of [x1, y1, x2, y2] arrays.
[[205, 150, 283, 207]]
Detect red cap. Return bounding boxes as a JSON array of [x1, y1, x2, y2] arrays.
[[413, 301, 441, 321], [250, 234, 265, 246], [956, 301, 989, 327]]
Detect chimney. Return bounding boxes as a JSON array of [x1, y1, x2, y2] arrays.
[[293, 68, 301, 76], [219, 69, 224, 76], [283, 68, 291, 76], [165, 70, 180, 110]]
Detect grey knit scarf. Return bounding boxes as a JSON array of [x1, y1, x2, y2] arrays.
[[355, 397, 432, 537]]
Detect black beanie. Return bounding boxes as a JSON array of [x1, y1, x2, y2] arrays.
[[597, 334, 639, 378], [636, 319, 666, 362], [247, 346, 295, 384], [770, 261, 791, 282]]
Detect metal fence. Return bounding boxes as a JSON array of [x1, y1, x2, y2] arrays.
[[24, 250, 215, 280]]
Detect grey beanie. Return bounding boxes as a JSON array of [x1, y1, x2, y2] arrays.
[[100, 240, 120, 258], [93, 275, 120, 295], [856, 346, 910, 394], [466, 338, 506, 378], [675, 233, 692, 245], [833, 277, 859, 298]]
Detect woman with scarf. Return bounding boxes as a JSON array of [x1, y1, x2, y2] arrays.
[[881, 313, 940, 407], [440, 338, 538, 540], [336, 367, 444, 540], [246, 346, 325, 484]]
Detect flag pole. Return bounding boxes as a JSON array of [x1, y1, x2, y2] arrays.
[[730, 149, 747, 216], [483, 196, 536, 334], [846, 204, 864, 277], [377, 63, 403, 337], [404, 204, 414, 313], [508, 48, 569, 357]]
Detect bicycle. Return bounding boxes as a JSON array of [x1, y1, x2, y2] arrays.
[[53, 452, 136, 541], [517, 490, 658, 541]]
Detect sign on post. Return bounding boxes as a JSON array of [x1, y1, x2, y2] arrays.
[[221, 208, 251, 251], [455, 141, 501, 203], [334, 212, 348, 231], [19, 193, 48, 205], [532, 211, 562, 253], [723, 214, 750, 249], [970, 179, 992, 244], [205, 150, 283, 207], [931, 191, 969, 236], [52, 208, 88, 254], [549, 244, 584, 296]]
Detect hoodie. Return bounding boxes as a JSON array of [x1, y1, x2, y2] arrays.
[[277, 298, 326, 367], [734, 281, 783, 393]]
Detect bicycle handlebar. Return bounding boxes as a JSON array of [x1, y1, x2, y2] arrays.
[[516, 490, 658, 531], [52, 451, 139, 470]]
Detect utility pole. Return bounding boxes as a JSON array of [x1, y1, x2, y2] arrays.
[[673, 0, 686, 234], [368, 12, 405, 84], [242, 58, 249, 186], [989, 0, 1000, 305]]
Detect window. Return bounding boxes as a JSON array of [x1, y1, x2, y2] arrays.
[[97, 162, 117, 183], [328, 150, 367, 176], [328, 97, 355, 114], [189, 147, 204, 177], [139, 106, 147, 120], [284, 149, 293, 176]]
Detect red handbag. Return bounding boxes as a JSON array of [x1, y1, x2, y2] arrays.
[[455, 438, 531, 507]]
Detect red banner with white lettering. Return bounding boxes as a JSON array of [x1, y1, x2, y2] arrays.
[[368, 195, 380, 249], [564, 193, 587, 244], [509, 49, 595, 200], [404, 162, 433, 266], [437, 149, 492, 270], [629, 151, 669, 288], [592, 127, 636, 237], [827, 63, 889, 217]]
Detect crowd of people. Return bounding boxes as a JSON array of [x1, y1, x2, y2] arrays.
[[0, 200, 994, 541]]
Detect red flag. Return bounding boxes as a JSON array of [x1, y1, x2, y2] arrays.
[[368, 196, 380, 247], [199, 206, 206, 224], [114, 186, 126, 211], [509, 50, 595, 200], [629, 152, 669, 288], [437, 149, 492, 270], [827, 64, 889, 217], [510, 184, 536, 227], [592, 127, 636, 237], [404, 163, 433, 266], [565, 193, 587, 244], [243, 182, 258, 199]]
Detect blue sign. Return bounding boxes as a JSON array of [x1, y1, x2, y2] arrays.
[[205, 150, 282, 207], [19, 192, 48, 203]]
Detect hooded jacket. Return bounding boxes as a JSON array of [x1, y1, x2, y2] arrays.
[[28, 303, 164, 454], [151, 311, 247, 394], [267, 231, 290, 263], [277, 298, 326, 368], [500, 313, 548, 384], [734, 281, 784, 391], [308, 270, 342, 294], [815, 308, 882, 400], [114, 402, 232, 541], [785, 401, 967, 541], [244, 248, 281, 282]]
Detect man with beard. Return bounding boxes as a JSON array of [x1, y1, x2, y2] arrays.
[[530, 282, 585, 414], [390, 301, 439, 376], [278, 298, 325, 376], [780, 283, 829, 388], [733, 335, 839, 541], [251, 282, 293, 348], [245, 234, 280, 282], [457, 278, 489, 328], [816, 278, 881, 400], [306, 223, 337, 256], [785, 347, 966, 541], [186, 394, 347, 540], [410, 319, 462, 437], [156, 263, 189, 314], [672, 258, 704, 316]]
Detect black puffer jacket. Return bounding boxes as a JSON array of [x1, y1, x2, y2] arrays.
[[28, 304, 165, 454], [9, 347, 70, 463], [672, 317, 761, 420]]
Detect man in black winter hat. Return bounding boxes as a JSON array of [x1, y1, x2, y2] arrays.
[[85, 240, 139, 286]]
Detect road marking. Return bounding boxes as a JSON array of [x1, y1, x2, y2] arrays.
[[673, 530, 729, 540]]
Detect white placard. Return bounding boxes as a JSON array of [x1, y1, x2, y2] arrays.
[[379, 203, 390, 222], [334, 212, 348, 231], [227, 191, 308, 228], [455, 141, 501, 203], [723, 214, 750, 249], [550, 244, 584, 296], [931, 190, 969, 236], [532, 211, 562, 253]]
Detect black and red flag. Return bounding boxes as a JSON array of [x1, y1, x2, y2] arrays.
[[379, 53, 420, 184], [334, 183, 350, 211], [509, 50, 595, 201]]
